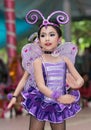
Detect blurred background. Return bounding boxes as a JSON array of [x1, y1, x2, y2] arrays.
[[0, 0, 91, 130]]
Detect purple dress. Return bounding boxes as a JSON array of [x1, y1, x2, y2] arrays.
[[21, 61, 81, 123]]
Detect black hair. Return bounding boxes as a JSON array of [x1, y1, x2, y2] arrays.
[[38, 24, 62, 39]]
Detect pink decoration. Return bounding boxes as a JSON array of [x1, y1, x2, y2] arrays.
[[4, 0, 17, 60]]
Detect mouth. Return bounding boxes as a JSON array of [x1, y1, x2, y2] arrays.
[[45, 43, 52, 46]]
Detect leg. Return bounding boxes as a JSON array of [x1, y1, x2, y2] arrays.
[[29, 115, 45, 130], [50, 121, 66, 130]]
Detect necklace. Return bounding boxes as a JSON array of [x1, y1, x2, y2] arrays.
[[44, 51, 52, 54], [51, 50, 60, 57], [43, 51, 59, 57]]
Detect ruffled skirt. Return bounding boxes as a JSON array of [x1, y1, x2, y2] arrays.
[[21, 86, 81, 123]]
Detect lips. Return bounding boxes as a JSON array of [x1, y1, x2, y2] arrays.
[[45, 43, 52, 46]]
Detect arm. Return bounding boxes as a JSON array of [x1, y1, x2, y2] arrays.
[[7, 71, 29, 109], [34, 58, 53, 98], [12, 71, 29, 97], [64, 57, 84, 89]]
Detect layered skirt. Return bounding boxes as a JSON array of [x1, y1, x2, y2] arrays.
[[21, 86, 81, 123]]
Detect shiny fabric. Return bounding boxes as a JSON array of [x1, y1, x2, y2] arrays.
[[21, 61, 81, 123]]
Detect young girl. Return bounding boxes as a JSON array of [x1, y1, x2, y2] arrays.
[[7, 10, 84, 130]]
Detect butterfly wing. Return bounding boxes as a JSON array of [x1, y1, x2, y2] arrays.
[[21, 43, 42, 90], [54, 42, 78, 90], [21, 43, 42, 74], [54, 42, 78, 64]]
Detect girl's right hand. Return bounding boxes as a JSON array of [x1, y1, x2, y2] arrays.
[[57, 94, 76, 104], [7, 98, 17, 109]]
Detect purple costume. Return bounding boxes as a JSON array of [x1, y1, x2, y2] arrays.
[[21, 43, 81, 123]]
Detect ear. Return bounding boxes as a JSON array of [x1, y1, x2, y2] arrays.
[[58, 37, 62, 45]]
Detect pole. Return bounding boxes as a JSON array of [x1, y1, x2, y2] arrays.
[[63, 0, 71, 41], [4, 0, 17, 63]]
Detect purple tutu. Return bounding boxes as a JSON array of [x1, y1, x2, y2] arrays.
[[21, 86, 81, 123], [21, 61, 81, 123]]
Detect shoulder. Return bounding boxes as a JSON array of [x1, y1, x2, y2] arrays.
[[34, 57, 42, 65], [33, 57, 43, 72], [62, 56, 70, 61], [62, 56, 73, 64]]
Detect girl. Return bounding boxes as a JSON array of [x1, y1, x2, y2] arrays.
[[7, 10, 84, 130]]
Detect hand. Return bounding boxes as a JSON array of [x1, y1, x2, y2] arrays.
[[57, 94, 76, 104], [7, 98, 16, 109]]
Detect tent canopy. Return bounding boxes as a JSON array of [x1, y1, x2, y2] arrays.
[[0, 0, 91, 48]]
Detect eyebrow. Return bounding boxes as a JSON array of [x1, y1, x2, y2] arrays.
[[40, 32, 46, 35], [49, 31, 55, 34]]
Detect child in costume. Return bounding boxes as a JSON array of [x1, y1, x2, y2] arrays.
[[7, 10, 84, 130]]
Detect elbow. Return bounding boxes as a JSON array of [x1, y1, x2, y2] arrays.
[[77, 78, 84, 88], [80, 78, 84, 87]]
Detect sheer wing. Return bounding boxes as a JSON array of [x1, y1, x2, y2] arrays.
[[21, 43, 42, 74], [54, 42, 78, 64], [54, 42, 78, 90], [21, 43, 42, 90]]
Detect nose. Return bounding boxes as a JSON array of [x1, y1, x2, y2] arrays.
[[45, 35, 49, 41]]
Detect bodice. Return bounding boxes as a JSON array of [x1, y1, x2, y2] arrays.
[[42, 61, 67, 101]]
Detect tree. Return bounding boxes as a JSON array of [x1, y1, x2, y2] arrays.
[[72, 20, 91, 51]]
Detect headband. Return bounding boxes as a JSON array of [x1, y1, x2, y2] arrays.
[[25, 9, 69, 28]]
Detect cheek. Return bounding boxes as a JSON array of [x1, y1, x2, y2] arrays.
[[39, 39, 44, 47], [40, 38, 45, 43], [54, 38, 59, 43]]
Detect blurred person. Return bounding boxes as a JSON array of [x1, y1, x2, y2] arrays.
[[0, 59, 8, 84]]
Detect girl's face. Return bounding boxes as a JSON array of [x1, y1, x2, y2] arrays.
[[39, 26, 61, 51]]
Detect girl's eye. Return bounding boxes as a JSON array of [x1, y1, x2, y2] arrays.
[[40, 34, 45, 37], [50, 33, 55, 36]]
